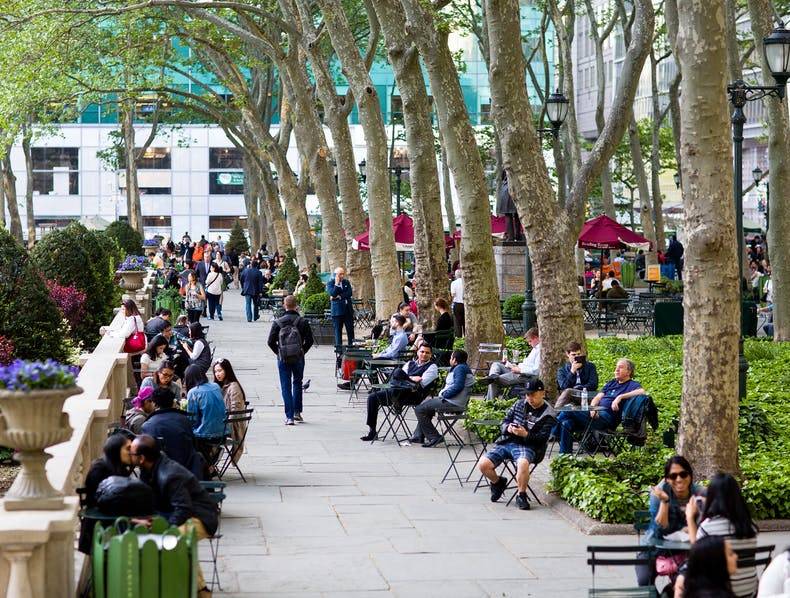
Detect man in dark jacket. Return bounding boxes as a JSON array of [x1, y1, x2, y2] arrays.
[[268, 295, 314, 425], [144, 308, 172, 340], [140, 388, 204, 479], [326, 267, 354, 367], [555, 341, 599, 409], [477, 379, 556, 510], [666, 235, 684, 279], [132, 434, 218, 597], [240, 261, 264, 322]]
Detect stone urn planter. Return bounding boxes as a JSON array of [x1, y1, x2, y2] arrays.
[[117, 270, 146, 292], [0, 386, 81, 510]]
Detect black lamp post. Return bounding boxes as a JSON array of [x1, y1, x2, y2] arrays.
[[390, 165, 409, 215], [752, 166, 770, 232], [727, 24, 790, 399], [522, 90, 569, 330]]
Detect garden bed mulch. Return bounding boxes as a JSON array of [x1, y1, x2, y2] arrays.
[[0, 463, 19, 497]]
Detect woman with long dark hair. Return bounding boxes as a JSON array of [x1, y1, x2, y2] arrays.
[[141, 335, 169, 378], [78, 432, 135, 553], [204, 262, 224, 321], [683, 473, 758, 597], [683, 536, 738, 597], [213, 359, 248, 463], [184, 271, 206, 323], [180, 322, 211, 373]]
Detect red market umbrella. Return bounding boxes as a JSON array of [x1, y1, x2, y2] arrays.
[[352, 214, 455, 252], [577, 214, 652, 250], [452, 214, 507, 241]]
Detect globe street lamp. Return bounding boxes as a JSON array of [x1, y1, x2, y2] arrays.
[[523, 90, 569, 330], [752, 166, 770, 232], [727, 24, 790, 399]]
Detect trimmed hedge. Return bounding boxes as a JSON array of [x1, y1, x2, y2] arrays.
[[32, 222, 120, 350], [104, 220, 143, 256], [502, 294, 524, 319], [0, 228, 70, 362], [302, 291, 330, 315]]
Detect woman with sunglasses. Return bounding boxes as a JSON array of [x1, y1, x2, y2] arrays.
[[637, 455, 705, 588]]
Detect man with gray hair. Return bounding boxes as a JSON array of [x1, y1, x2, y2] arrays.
[[327, 266, 354, 369], [450, 269, 465, 337], [556, 358, 645, 454]]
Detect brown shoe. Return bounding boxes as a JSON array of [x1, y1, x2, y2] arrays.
[[198, 587, 212, 598]]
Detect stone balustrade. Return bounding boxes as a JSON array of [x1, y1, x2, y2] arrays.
[[0, 271, 156, 598]]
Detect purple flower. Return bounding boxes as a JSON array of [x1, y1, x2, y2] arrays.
[[117, 255, 149, 272], [0, 359, 79, 391]]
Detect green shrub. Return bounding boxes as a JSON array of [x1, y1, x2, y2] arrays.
[[502, 294, 524, 319], [302, 265, 326, 299], [302, 291, 330, 315], [32, 222, 120, 350], [271, 247, 300, 291], [464, 397, 516, 442], [225, 221, 250, 255], [104, 220, 143, 256], [0, 228, 70, 362]]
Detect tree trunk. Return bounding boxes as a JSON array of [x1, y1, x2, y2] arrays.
[[122, 102, 144, 233], [440, 139, 458, 264], [724, 0, 743, 82], [650, 51, 666, 251], [258, 155, 293, 256], [628, 117, 658, 265], [302, 32, 375, 301], [243, 157, 262, 251], [674, 0, 740, 479], [21, 122, 35, 248], [316, 0, 402, 319], [372, 0, 450, 327], [748, 0, 790, 341], [485, 0, 584, 391], [0, 162, 5, 228], [280, 57, 346, 272], [1, 152, 23, 243], [550, 0, 582, 172], [399, 0, 503, 363]]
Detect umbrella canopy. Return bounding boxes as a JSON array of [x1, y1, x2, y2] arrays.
[[578, 214, 652, 250], [452, 214, 507, 240], [352, 214, 454, 251]]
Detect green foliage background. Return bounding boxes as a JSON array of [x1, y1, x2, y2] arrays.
[[271, 247, 300, 291], [0, 228, 70, 362], [302, 291, 330, 314], [32, 223, 121, 350], [225, 221, 250, 255], [104, 221, 144, 256]]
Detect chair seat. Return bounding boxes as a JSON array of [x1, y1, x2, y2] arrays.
[[589, 588, 656, 597]]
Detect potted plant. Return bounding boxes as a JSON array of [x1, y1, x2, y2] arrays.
[[0, 359, 81, 510], [116, 255, 149, 291], [142, 238, 160, 254]]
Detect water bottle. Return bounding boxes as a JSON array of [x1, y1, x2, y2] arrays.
[[581, 388, 589, 410]]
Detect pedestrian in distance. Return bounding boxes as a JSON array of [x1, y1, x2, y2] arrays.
[[268, 295, 314, 425], [327, 267, 354, 369]]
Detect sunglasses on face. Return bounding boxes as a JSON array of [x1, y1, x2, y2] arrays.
[[667, 471, 690, 481]]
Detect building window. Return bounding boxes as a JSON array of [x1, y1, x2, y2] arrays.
[[140, 187, 172, 195], [34, 217, 77, 228], [137, 147, 171, 169], [209, 172, 245, 195], [209, 147, 243, 169], [31, 148, 79, 195], [209, 216, 247, 230], [143, 216, 172, 227]]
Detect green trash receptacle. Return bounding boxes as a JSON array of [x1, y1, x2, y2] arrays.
[[93, 516, 198, 598], [653, 301, 684, 337]]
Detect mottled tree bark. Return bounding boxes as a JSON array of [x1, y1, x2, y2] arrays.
[[399, 0, 503, 363], [674, 0, 740, 478], [315, 0, 402, 318], [748, 0, 790, 341], [628, 117, 658, 265], [650, 50, 667, 251], [242, 157, 262, 251], [1, 152, 23, 243], [260, 164, 291, 253], [371, 0, 449, 327], [21, 121, 35, 248], [121, 103, 143, 233]]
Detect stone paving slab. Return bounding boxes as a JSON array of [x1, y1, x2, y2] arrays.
[[206, 291, 790, 597]]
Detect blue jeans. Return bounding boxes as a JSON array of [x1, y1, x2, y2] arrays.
[[244, 295, 259, 322], [277, 358, 305, 419], [557, 409, 617, 454]]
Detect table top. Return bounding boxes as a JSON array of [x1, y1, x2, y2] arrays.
[[555, 405, 606, 413], [648, 538, 692, 551]]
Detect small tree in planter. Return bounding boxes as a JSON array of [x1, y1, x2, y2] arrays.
[[502, 294, 525, 319], [302, 291, 330, 315], [104, 220, 144, 256], [271, 247, 300, 291], [301, 265, 325, 301], [225, 221, 250, 255], [0, 359, 81, 509]]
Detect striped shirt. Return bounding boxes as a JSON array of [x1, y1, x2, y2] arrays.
[[696, 516, 758, 598]]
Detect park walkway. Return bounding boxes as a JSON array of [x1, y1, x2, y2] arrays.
[[206, 290, 788, 597]]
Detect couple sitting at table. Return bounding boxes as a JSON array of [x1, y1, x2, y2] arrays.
[[360, 347, 474, 445]]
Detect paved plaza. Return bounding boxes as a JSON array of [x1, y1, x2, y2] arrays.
[[206, 290, 789, 597]]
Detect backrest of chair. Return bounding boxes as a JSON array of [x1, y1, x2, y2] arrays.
[[474, 343, 503, 372], [633, 510, 652, 539], [587, 545, 653, 578], [735, 544, 775, 569], [225, 408, 253, 426]]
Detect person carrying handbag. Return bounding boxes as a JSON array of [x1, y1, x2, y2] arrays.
[[100, 299, 146, 386], [204, 263, 225, 321]]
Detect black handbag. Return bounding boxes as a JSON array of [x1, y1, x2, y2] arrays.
[[95, 476, 154, 516]]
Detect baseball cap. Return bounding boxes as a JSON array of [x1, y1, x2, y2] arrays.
[[524, 379, 545, 393]]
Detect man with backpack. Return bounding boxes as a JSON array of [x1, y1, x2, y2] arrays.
[[267, 295, 314, 425]]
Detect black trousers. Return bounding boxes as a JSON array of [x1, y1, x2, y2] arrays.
[[452, 303, 465, 337], [366, 389, 422, 430]]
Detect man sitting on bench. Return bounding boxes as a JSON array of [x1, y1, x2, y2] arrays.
[[477, 379, 556, 510]]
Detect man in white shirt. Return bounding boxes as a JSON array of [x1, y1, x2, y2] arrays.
[[450, 270, 465, 337], [601, 270, 617, 291], [480, 327, 541, 400]]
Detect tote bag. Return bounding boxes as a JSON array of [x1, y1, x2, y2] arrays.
[[124, 318, 146, 353]]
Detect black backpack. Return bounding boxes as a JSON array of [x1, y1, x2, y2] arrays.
[[277, 314, 304, 363]]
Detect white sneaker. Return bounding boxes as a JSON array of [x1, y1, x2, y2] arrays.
[[285, 418, 295, 426]]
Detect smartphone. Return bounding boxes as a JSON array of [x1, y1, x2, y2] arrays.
[[574, 355, 586, 364]]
